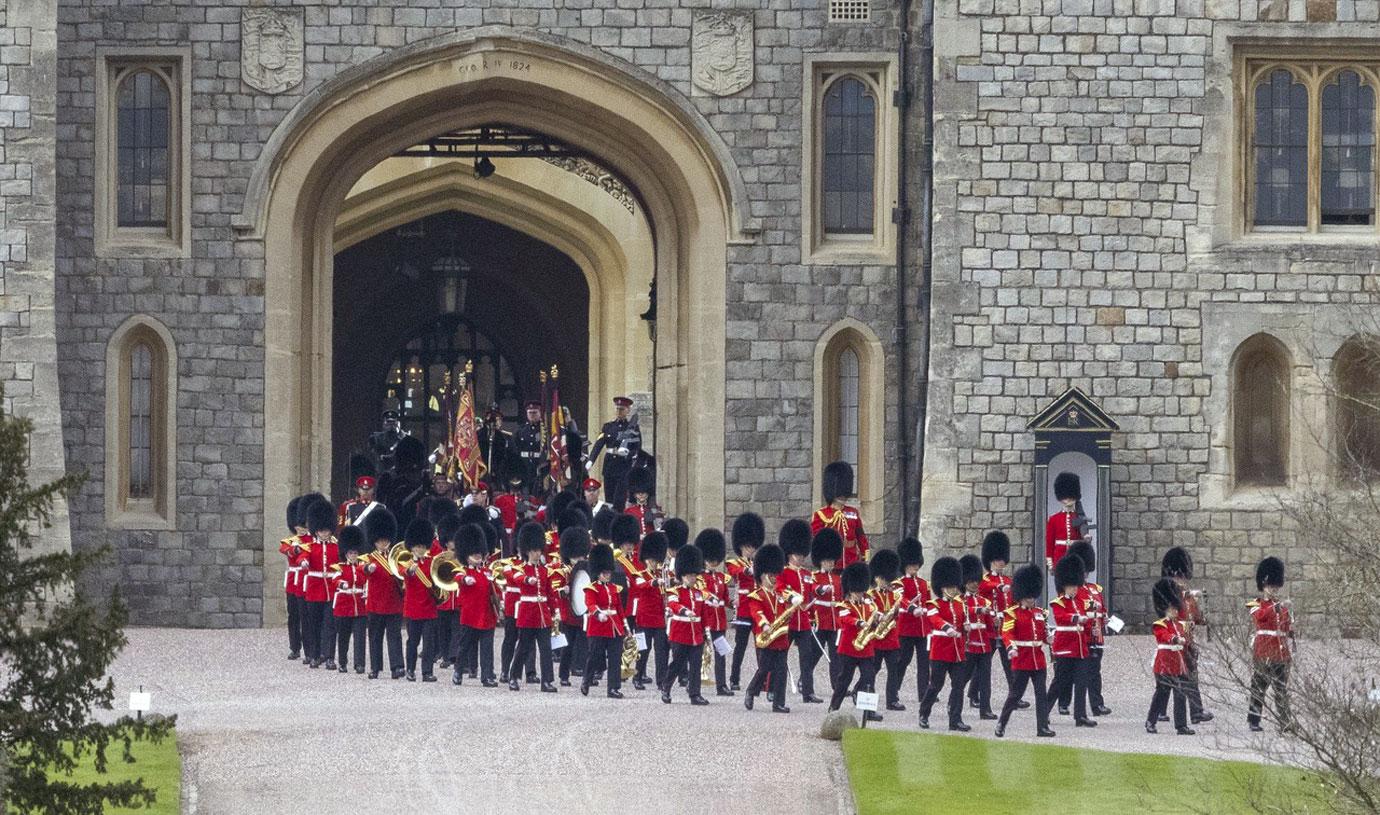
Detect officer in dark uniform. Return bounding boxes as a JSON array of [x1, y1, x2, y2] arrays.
[[369, 410, 408, 470], [513, 400, 546, 495], [587, 396, 640, 511]]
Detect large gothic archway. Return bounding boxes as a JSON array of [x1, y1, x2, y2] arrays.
[[237, 28, 753, 622]]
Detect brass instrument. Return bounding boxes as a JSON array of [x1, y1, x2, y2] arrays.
[[871, 587, 905, 642], [431, 552, 464, 593], [753, 589, 803, 649], [390, 545, 432, 588], [613, 548, 648, 581], [550, 563, 570, 637]]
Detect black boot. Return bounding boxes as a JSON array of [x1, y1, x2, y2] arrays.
[[508, 679, 520, 691], [772, 703, 791, 714], [1037, 725, 1056, 737], [863, 711, 883, 723], [949, 720, 971, 732], [661, 688, 673, 704], [980, 710, 998, 721], [802, 694, 823, 704], [422, 674, 437, 683], [690, 695, 709, 706], [1075, 717, 1097, 728], [994, 722, 1006, 738], [744, 694, 755, 711], [368, 671, 379, 680], [391, 668, 405, 680], [288, 651, 300, 660], [452, 667, 464, 686], [886, 701, 907, 712], [1145, 721, 1158, 734], [607, 689, 624, 699], [1176, 726, 1196, 736], [405, 671, 416, 682], [918, 715, 930, 729], [717, 685, 735, 697], [540, 682, 558, 693]]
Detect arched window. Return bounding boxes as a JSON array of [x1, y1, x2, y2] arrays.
[[115, 69, 172, 228], [1253, 69, 1309, 227], [106, 316, 177, 527], [1321, 70, 1375, 226], [1232, 334, 1291, 487], [821, 76, 877, 235], [814, 320, 885, 531], [836, 346, 860, 473], [1335, 336, 1380, 481]]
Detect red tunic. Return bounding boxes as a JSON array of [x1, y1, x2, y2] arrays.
[[511, 562, 557, 629], [1152, 617, 1187, 676], [963, 592, 994, 654], [330, 563, 368, 618], [811, 569, 842, 632], [623, 502, 663, 538], [1249, 598, 1292, 663], [924, 596, 968, 663], [778, 564, 815, 632], [401, 556, 438, 620], [666, 585, 707, 646], [301, 536, 339, 604], [868, 585, 901, 651], [1049, 595, 1089, 659], [835, 598, 877, 659], [492, 492, 518, 536], [1000, 606, 1048, 671], [363, 560, 403, 616], [457, 565, 498, 630], [279, 535, 308, 596], [978, 572, 1012, 618], [1182, 589, 1206, 648], [747, 587, 791, 652], [551, 566, 576, 625], [583, 582, 627, 638], [726, 557, 756, 621], [700, 571, 730, 633], [1044, 510, 1083, 564], [498, 556, 523, 619], [896, 575, 931, 638], [628, 569, 667, 629], [809, 505, 870, 569], [1075, 582, 1105, 645]]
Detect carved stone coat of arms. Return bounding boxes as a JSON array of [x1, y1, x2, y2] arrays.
[[691, 11, 754, 97], [242, 8, 304, 94]]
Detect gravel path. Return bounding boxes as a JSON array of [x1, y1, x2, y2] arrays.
[[104, 628, 1288, 814]]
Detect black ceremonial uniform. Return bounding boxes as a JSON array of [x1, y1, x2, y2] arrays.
[[588, 417, 639, 511], [514, 420, 546, 493]]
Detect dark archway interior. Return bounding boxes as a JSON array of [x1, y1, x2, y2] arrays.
[[331, 209, 589, 495]]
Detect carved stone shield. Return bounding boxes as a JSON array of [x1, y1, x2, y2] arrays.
[[692, 11, 754, 97], [242, 8, 304, 94]]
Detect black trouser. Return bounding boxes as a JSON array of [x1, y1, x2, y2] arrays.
[[895, 635, 928, 702], [335, 616, 366, 671], [436, 612, 459, 665], [302, 600, 330, 662], [967, 650, 995, 713], [367, 613, 403, 673], [1184, 645, 1205, 717], [731, 622, 753, 684], [558, 622, 587, 682], [663, 641, 705, 698], [830, 653, 877, 711], [709, 630, 729, 689], [1247, 661, 1291, 727], [500, 617, 536, 679], [1049, 656, 1092, 719], [1059, 645, 1105, 709], [874, 647, 904, 705], [1148, 674, 1188, 729], [585, 635, 622, 692], [918, 660, 968, 726], [999, 668, 1049, 731], [635, 624, 669, 687], [454, 625, 495, 681], [512, 626, 554, 684], [405, 618, 437, 676], [746, 647, 788, 704], [791, 629, 822, 697], [286, 593, 303, 656], [996, 644, 1013, 687]]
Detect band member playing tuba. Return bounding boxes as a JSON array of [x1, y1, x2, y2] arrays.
[[743, 543, 799, 714]]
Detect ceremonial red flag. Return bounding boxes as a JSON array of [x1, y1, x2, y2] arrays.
[[547, 366, 568, 489], [452, 368, 487, 490]]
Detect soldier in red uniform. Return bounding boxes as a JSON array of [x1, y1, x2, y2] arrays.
[[960, 554, 998, 720], [279, 495, 308, 661], [995, 565, 1055, 738], [1162, 546, 1212, 724], [893, 538, 929, 706], [556, 521, 592, 687], [1247, 556, 1293, 733], [581, 544, 626, 698], [301, 498, 340, 670], [727, 513, 764, 690], [1146, 577, 1194, 735], [918, 557, 970, 731], [506, 522, 559, 692], [329, 525, 370, 674], [976, 532, 1014, 705], [696, 528, 734, 697], [777, 519, 820, 704], [660, 543, 710, 705], [432, 513, 464, 671], [1062, 540, 1112, 717], [449, 523, 500, 686], [337, 474, 382, 529], [743, 544, 798, 714], [868, 549, 905, 711], [624, 468, 664, 539], [362, 507, 404, 679], [629, 528, 670, 691], [828, 561, 883, 723], [1047, 554, 1096, 726], [808, 529, 844, 697], [400, 518, 439, 682], [1045, 472, 1089, 571], [810, 461, 870, 569]]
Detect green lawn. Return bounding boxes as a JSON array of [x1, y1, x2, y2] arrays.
[[843, 729, 1332, 815], [33, 734, 181, 815]]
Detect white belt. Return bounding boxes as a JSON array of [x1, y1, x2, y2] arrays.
[[670, 614, 701, 622], [814, 600, 835, 607], [1157, 644, 1183, 651], [519, 596, 549, 603], [287, 564, 305, 573], [1011, 640, 1042, 648], [930, 630, 961, 638], [520, 452, 541, 459], [1254, 630, 1285, 637], [1053, 626, 1082, 632], [306, 571, 325, 578], [504, 587, 520, 595], [737, 589, 751, 596], [336, 588, 363, 595]]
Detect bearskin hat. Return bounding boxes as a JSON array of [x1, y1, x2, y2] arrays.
[[436, 513, 463, 546], [479, 519, 498, 555], [695, 528, 727, 564], [1161, 546, 1193, 580], [568, 500, 594, 527], [959, 554, 984, 587], [1054, 552, 1086, 592], [457, 503, 490, 528], [870, 548, 901, 584], [1256, 556, 1285, 590], [731, 512, 766, 553], [778, 518, 813, 558], [337, 524, 366, 555], [663, 518, 690, 553], [560, 526, 592, 563], [455, 523, 487, 561], [286, 495, 303, 533], [931, 556, 962, 591], [610, 513, 641, 547], [393, 435, 426, 470], [588, 543, 617, 577], [981, 531, 1011, 570], [897, 537, 925, 568], [841, 562, 871, 596], [628, 467, 654, 495], [752, 542, 786, 580], [364, 506, 397, 544], [1053, 472, 1081, 502], [549, 490, 576, 525], [822, 460, 855, 504], [1012, 565, 1043, 602], [557, 507, 589, 535], [1152, 577, 1183, 617], [304, 498, 337, 535], [516, 521, 547, 555], [675, 543, 705, 578], [404, 517, 434, 551], [298, 492, 331, 532], [1068, 540, 1096, 574], [414, 496, 441, 524], [640, 531, 669, 564], [592, 507, 617, 541], [811, 529, 844, 567]]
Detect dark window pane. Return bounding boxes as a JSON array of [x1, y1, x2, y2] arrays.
[[1253, 69, 1308, 227], [821, 76, 878, 235], [115, 69, 172, 228], [129, 342, 153, 500], [1337, 338, 1380, 482], [1234, 336, 1290, 486], [1321, 71, 1375, 226]]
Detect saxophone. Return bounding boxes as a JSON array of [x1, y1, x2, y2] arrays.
[[753, 589, 803, 649]]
